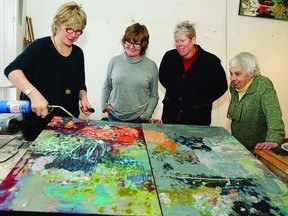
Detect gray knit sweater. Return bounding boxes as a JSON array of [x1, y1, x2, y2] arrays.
[[101, 53, 159, 121]]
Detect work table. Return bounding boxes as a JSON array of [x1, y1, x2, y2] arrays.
[[0, 117, 287, 215], [256, 147, 288, 182], [0, 135, 30, 183]]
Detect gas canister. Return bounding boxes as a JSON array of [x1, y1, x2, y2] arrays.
[[0, 100, 31, 113]]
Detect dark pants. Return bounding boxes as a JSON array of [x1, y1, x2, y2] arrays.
[[22, 124, 46, 141], [22, 113, 52, 141]]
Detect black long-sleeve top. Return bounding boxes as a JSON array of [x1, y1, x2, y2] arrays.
[[159, 45, 228, 125], [4, 36, 87, 128]]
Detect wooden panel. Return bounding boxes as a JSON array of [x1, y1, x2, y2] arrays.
[[256, 149, 288, 183], [256, 149, 288, 174]]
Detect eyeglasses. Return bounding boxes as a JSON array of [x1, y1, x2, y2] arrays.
[[125, 41, 141, 49], [65, 28, 83, 36]]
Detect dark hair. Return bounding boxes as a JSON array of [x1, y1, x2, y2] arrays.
[[121, 23, 149, 55]]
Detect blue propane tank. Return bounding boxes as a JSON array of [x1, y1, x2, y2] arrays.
[[0, 100, 31, 113]]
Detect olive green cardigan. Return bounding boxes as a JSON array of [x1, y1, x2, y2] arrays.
[[228, 75, 285, 152]]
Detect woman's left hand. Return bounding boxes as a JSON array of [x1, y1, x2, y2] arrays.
[[80, 99, 93, 116], [79, 90, 93, 116], [81, 105, 93, 116], [255, 142, 279, 150]]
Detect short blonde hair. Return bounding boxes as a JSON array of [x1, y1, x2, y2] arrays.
[[52, 1, 87, 35], [174, 21, 196, 39]]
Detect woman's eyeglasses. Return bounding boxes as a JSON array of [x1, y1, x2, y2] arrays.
[[125, 41, 141, 49], [65, 28, 83, 36]]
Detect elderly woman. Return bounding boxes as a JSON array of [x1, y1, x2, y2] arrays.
[[4, 2, 93, 141], [159, 21, 227, 125], [227, 52, 285, 154]]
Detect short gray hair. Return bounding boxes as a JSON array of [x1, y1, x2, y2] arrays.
[[229, 52, 261, 75], [174, 21, 196, 39]]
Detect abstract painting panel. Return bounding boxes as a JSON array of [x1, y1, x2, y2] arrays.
[[0, 117, 161, 215], [142, 123, 288, 216], [239, 0, 288, 21], [1, 117, 288, 215]]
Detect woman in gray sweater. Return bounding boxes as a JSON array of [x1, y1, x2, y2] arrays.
[[101, 23, 159, 123], [228, 52, 285, 154]]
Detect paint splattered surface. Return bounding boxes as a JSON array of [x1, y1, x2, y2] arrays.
[[0, 118, 288, 215], [142, 123, 288, 216], [0, 117, 161, 215]]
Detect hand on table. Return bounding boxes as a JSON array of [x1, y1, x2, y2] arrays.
[[255, 142, 279, 150]]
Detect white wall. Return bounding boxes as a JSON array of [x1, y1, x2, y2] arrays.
[[24, 0, 288, 135], [227, 0, 288, 135]]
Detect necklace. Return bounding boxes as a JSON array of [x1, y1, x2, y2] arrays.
[[52, 36, 72, 95], [53, 36, 72, 56]]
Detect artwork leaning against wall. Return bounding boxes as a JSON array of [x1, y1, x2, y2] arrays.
[[239, 0, 288, 21], [0, 0, 17, 100]]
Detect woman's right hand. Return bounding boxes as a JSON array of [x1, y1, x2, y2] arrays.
[[29, 88, 49, 118], [7, 70, 49, 118]]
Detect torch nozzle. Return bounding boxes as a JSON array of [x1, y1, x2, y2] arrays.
[[47, 105, 77, 119]]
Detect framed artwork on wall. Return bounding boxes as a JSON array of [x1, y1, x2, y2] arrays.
[[238, 0, 288, 21]]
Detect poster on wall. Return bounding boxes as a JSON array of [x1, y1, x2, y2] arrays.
[[238, 0, 288, 21]]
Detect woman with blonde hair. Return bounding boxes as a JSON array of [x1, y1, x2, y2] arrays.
[[4, 2, 93, 140], [159, 21, 227, 125]]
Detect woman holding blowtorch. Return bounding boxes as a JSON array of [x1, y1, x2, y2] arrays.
[[4, 2, 93, 141]]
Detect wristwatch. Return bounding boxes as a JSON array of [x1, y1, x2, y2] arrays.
[[24, 87, 35, 96]]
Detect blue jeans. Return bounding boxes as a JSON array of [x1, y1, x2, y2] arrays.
[[108, 113, 149, 123]]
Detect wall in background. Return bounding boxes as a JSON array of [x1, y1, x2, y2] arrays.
[[226, 0, 288, 135], [23, 0, 288, 134]]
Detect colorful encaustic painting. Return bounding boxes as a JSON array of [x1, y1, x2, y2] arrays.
[[239, 0, 288, 21], [0, 117, 162, 215], [0, 117, 288, 216], [142, 123, 288, 216]]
